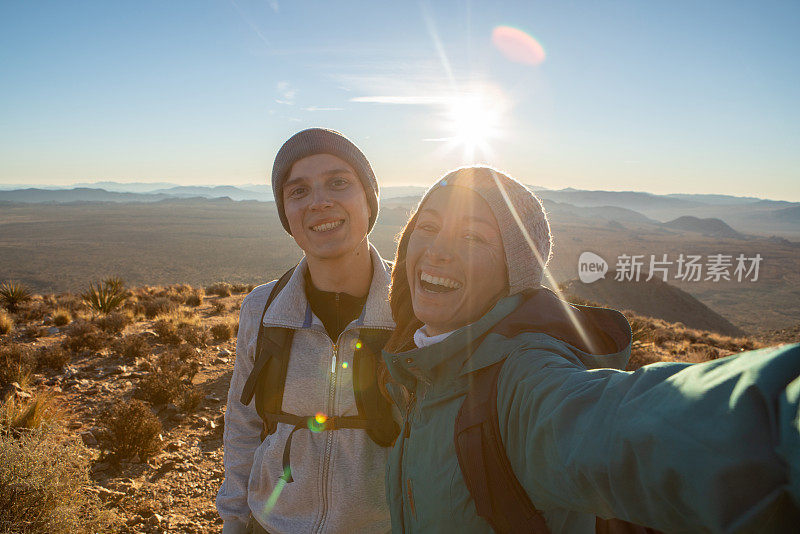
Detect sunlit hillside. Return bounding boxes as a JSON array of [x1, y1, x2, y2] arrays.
[[1, 280, 792, 532]]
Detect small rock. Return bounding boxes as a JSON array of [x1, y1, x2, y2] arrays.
[[213, 357, 229, 364], [166, 439, 185, 451], [126, 514, 144, 526], [147, 513, 164, 526], [92, 461, 111, 473], [205, 394, 221, 402], [48, 326, 59, 335], [80, 430, 98, 447], [171, 413, 187, 422], [217, 348, 232, 357], [96, 486, 125, 502]]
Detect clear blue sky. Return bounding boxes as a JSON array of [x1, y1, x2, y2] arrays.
[[1, 0, 798, 200]]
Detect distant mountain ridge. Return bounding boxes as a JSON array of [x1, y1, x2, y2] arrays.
[[2, 184, 798, 238]]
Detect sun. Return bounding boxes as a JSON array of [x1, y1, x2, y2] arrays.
[[439, 87, 508, 162]]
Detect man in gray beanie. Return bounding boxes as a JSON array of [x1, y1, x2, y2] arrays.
[[217, 128, 397, 533]]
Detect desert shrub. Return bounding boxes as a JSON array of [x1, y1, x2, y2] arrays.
[[230, 283, 253, 294], [55, 293, 84, 314], [211, 321, 236, 342], [206, 282, 232, 297], [153, 319, 182, 346], [52, 307, 72, 327], [153, 314, 208, 347], [111, 334, 150, 362], [134, 351, 199, 407], [1, 392, 62, 434], [211, 301, 226, 315], [35, 345, 71, 372], [0, 281, 32, 312], [101, 399, 162, 460], [178, 386, 204, 414], [82, 278, 127, 315], [0, 426, 118, 533], [140, 297, 177, 319], [0, 310, 13, 335], [184, 289, 204, 307], [0, 344, 34, 391], [94, 310, 132, 335], [22, 325, 50, 340], [62, 320, 105, 353], [19, 300, 51, 322]]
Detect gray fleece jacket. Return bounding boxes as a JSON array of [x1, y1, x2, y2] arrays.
[[216, 245, 396, 534]]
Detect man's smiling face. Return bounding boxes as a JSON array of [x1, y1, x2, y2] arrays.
[[283, 153, 371, 261]]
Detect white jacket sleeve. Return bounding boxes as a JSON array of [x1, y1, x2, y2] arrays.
[[216, 284, 273, 529]]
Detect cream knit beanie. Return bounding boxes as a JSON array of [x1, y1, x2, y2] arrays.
[[417, 166, 552, 295]]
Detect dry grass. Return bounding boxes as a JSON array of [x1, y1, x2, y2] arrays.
[[0, 425, 119, 533], [52, 307, 72, 327], [0, 310, 13, 335], [1, 392, 63, 434], [0, 344, 34, 391]]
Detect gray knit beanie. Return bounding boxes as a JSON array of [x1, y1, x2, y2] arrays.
[[271, 128, 379, 234], [416, 166, 552, 295]]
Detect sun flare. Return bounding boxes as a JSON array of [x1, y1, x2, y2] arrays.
[[439, 87, 508, 162]]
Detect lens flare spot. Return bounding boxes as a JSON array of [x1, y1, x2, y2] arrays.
[[341, 361, 349, 369], [492, 26, 545, 65], [355, 341, 362, 350], [263, 476, 288, 516], [315, 412, 327, 424]]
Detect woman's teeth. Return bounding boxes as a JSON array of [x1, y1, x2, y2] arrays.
[[311, 220, 344, 232], [420, 272, 462, 292]]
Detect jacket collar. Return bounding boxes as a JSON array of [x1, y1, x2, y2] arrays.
[[383, 288, 633, 389], [262, 243, 394, 331], [382, 295, 521, 388]]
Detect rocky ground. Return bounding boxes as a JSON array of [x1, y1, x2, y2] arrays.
[[3, 288, 247, 533]]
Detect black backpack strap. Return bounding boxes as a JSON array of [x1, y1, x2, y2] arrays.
[[353, 329, 400, 446], [240, 266, 296, 406], [455, 359, 551, 534]]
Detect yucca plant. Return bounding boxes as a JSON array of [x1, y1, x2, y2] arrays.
[[82, 278, 127, 315], [0, 281, 32, 312]]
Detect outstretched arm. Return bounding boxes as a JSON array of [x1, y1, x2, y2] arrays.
[[498, 341, 800, 533]]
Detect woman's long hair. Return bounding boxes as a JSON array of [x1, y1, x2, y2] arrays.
[[384, 210, 422, 353]]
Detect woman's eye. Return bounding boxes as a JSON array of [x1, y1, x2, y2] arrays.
[[417, 223, 437, 233], [331, 177, 350, 188], [288, 187, 308, 198], [464, 232, 485, 243]]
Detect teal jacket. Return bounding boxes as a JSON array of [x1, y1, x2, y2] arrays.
[[383, 290, 800, 533]]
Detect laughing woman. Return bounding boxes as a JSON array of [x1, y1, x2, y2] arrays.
[[381, 166, 800, 534]]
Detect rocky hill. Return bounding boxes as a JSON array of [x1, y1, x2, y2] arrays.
[[559, 277, 745, 336], [661, 216, 743, 239]]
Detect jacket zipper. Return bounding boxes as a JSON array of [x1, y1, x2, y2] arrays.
[[316, 340, 338, 534], [401, 391, 417, 528]]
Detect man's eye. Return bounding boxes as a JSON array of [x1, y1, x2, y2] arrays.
[[417, 223, 437, 233]]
